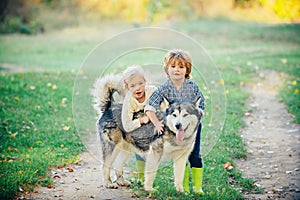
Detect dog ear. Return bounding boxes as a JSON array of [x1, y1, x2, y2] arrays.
[[195, 97, 201, 108], [195, 97, 204, 118]]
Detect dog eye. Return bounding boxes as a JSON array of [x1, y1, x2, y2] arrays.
[[172, 113, 177, 117], [183, 114, 188, 117]]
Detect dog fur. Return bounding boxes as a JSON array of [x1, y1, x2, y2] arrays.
[[93, 74, 202, 192]]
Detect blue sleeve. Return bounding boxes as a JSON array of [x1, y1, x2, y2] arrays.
[[147, 87, 163, 111]]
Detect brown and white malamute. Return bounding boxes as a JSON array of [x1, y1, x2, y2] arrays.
[[93, 74, 202, 192]]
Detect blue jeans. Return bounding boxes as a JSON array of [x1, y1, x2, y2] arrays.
[[188, 123, 203, 168], [136, 154, 145, 161]]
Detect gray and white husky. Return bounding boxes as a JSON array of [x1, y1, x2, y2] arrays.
[[93, 74, 202, 192]]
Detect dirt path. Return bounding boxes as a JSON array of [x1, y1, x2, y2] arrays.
[[236, 70, 300, 199], [27, 134, 136, 200]]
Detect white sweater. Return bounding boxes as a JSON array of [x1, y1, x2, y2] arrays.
[[121, 85, 155, 132]]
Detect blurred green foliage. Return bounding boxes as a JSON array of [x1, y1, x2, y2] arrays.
[[0, 0, 299, 34]]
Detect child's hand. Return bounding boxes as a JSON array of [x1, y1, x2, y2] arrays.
[[140, 116, 150, 125], [155, 121, 164, 135]]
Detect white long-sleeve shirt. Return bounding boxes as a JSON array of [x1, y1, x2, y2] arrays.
[[122, 85, 155, 132]]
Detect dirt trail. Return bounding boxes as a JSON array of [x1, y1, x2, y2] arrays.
[[236, 70, 300, 199], [27, 135, 136, 200]]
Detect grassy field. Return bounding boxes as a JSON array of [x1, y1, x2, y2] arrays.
[[0, 19, 299, 199]]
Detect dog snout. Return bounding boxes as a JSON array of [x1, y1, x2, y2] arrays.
[[175, 123, 182, 130]]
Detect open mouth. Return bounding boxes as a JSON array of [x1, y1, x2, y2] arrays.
[[176, 124, 189, 141]]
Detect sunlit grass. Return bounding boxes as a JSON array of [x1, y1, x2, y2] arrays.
[[0, 72, 85, 199]]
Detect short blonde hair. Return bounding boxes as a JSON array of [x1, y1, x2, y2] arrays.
[[164, 49, 192, 79], [122, 65, 145, 89]]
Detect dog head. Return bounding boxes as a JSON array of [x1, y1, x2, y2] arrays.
[[165, 99, 203, 141]]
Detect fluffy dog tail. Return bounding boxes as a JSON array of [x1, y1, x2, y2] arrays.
[[92, 74, 125, 116]]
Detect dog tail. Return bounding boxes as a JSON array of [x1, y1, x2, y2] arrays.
[[92, 74, 125, 116]]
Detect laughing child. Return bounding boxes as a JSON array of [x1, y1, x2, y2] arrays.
[[121, 65, 155, 183]]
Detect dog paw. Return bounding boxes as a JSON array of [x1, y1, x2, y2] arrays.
[[175, 185, 184, 193], [105, 183, 119, 189], [143, 185, 154, 192], [116, 180, 131, 187]]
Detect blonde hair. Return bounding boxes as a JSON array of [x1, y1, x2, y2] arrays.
[[164, 49, 192, 79], [122, 65, 145, 89]]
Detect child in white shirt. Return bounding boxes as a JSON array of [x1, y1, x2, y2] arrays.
[[121, 65, 155, 183]]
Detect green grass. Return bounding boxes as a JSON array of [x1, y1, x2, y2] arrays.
[[0, 18, 299, 199], [0, 72, 85, 199], [279, 70, 300, 123]]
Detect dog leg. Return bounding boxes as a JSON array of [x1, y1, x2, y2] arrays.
[[173, 156, 188, 192], [144, 151, 161, 191], [102, 145, 120, 189], [114, 149, 131, 187]]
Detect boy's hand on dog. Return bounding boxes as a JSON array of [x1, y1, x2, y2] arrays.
[[155, 121, 164, 135]]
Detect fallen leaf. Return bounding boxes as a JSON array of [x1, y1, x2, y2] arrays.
[[223, 162, 232, 169], [264, 175, 271, 179], [132, 171, 138, 176], [63, 126, 70, 131], [61, 98, 68, 105], [68, 168, 74, 172], [53, 175, 61, 179]]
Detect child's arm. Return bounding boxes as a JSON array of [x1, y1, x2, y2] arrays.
[[145, 110, 164, 134], [122, 93, 144, 132], [144, 86, 164, 134]]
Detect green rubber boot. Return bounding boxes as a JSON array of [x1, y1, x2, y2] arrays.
[[136, 160, 145, 184], [183, 165, 190, 193], [191, 167, 204, 194]]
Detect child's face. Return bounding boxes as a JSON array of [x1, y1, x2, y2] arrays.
[[126, 75, 146, 101], [167, 60, 187, 82]]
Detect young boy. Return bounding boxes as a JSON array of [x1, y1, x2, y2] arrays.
[[144, 49, 205, 194], [121, 65, 155, 183]]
